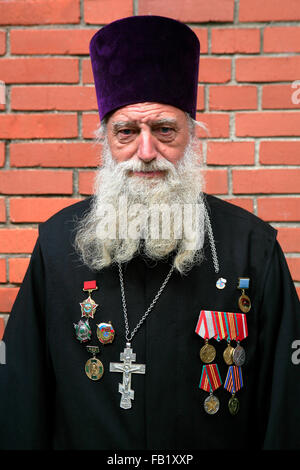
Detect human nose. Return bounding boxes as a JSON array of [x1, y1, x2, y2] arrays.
[[136, 129, 157, 162]]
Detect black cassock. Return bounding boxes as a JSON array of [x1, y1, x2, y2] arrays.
[[0, 194, 299, 450]]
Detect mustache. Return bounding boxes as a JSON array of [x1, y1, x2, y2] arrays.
[[111, 156, 177, 175]]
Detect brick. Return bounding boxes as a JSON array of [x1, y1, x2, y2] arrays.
[[211, 28, 260, 54], [0, 170, 73, 195], [11, 29, 97, 55], [0, 259, 6, 283], [82, 113, 100, 139], [0, 141, 4, 167], [196, 113, 230, 138], [0, 0, 80, 25], [0, 229, 38, 254], [11, 86, 97, 111], [10, 142, 99, 168], [9, 258, 30, 284], [207, 141, 255, 165], [0, 288, 19, 313], [209, 85, 257, 110], [276, 228, 300, 253], [0, 114, 77, 139], [196, 85, 205, 111], [191, 28, 208, 54], [239, 0, 300, 22], [260, 141, 300, 165], [10, 197, 82, 223], [0, 198, 6, 222], [262, 85, 300, 110], [139, 0, 235, 22], [232, 169, 300, 194], [82, 58, 94, 84], [222, 198, 254, 213], [257, 198, 300, 222], [79, 171, 96, 195], [236, 57, 300, 82], [0, 58, 79, 84], [0, 30, 5, 55], [203, 169, 228, 195], [199, 58, 231, 83], [84, 0, 133, 24], [264, 27, 300, 53], [235, 112, 300, 137], [286, 258, 300, 282]]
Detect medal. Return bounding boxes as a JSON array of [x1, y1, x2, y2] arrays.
[[80, 280, 99, 319], [222, 311, 238, 365], [199, 364, 222, 415], [232, 312, 248, 366], [223, 341, 234, 365], [97, 321, 115, 344], [232, 343, 245, 366], [200, 339, 216, 363], [74, 281, 99, 343], [85, 345, 104, 381], [237, 278, 251, 313], [195, 311, 217, 363], [74, 318, 92, 343], [224, 365, 243, 415]]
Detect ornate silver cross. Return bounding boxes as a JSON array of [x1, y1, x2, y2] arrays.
[[109, 343, 146, 409]]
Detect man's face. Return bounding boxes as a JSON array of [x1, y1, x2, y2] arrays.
[[106, 102, 190, 179]]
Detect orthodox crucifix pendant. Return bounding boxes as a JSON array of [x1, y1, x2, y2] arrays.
[[109, 343, 146, 409]]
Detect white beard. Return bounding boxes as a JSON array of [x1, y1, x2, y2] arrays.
[[74, 133, 206, 275]]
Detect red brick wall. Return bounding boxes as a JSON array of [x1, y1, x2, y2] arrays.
[[0, 0, 300, 318]]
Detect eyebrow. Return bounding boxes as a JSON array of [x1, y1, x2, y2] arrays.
[[111, 118, 178, 132]]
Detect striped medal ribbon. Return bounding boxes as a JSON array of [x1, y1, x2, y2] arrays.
[[224, 365, 244, 415], [199, 364, 222, 415], [195, 311, 217, 364], [222, 312, 238, 366], [232, 313, 248, 366]]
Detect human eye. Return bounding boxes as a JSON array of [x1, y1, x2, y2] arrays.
[[116, 127, 137, 142], [153, 125, 176, 141]]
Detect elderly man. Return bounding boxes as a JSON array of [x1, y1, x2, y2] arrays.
[[0, 15, 299, 451]]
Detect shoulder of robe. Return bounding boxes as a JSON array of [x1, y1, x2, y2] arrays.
[[204, 193, 277, 241], [37, 197, 93, 249]]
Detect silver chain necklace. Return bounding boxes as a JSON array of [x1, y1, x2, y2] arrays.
[[109, 204, 221, 410]]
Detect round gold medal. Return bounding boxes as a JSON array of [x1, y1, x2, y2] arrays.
[[200, 342, 216, 363], [85, 357, 104, 381], [223, 343, 234, 365]]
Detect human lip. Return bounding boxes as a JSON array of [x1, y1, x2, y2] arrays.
[[130, 170, 165, 179]]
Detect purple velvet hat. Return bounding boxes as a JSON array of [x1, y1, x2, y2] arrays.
[[89, 15, 200, 120]]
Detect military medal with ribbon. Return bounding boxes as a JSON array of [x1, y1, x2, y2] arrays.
[[222, 312, 238, 366], [232, 313, 248, 366], [74, 280, 99, 343], [195, 311, 217, 363], [224, 365, 243, 415], [237, 278, 251, 313], [199, 364, 222, 415]]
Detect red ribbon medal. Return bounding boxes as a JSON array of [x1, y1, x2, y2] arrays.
[[195, 311, 217, 363], [199, 364, 222, 415]]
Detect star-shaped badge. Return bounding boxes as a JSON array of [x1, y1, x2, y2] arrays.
[[80, 295, 99, 319]]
